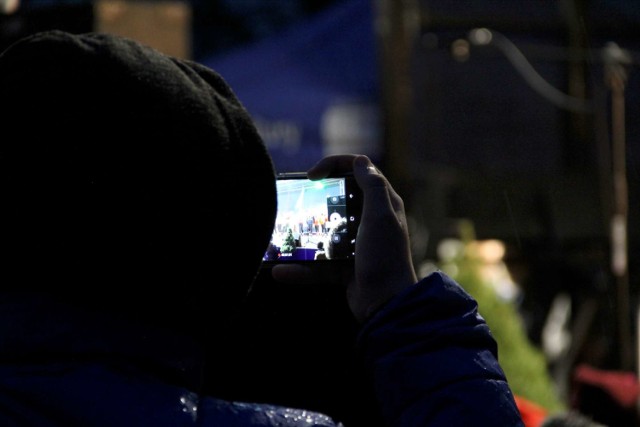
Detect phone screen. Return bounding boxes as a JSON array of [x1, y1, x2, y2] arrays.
[[262, 173, 362, 264]]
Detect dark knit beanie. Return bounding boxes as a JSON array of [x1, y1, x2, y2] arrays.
[[0, 30, 277, 324]]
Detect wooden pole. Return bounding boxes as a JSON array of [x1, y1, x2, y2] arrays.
[[373, 0, 419, 194], [603, 42, 633, 371]]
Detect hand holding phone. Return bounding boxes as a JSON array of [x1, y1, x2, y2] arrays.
[[271, 155, 418, 323]]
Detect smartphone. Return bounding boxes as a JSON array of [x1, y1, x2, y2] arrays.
[[262, 172, 363, 264]]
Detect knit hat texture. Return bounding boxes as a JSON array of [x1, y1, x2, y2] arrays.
[[0, 30, 277, 322]]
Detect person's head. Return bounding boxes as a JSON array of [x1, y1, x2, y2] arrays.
[[0, 30, 277, 328]]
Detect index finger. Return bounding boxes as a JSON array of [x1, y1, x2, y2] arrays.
[[306, 154, 359, 180]]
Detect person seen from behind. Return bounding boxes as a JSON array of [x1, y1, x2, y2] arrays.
[[0, 30, 523, 426]]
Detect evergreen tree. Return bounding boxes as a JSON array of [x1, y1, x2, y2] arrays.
[[281, 228, 296, 254]]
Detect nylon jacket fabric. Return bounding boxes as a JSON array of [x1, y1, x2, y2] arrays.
[[358, 271, 524, 426], [0, 271, 522, 426]]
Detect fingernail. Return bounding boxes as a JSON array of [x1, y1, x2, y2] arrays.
[[355, 155, 374, 173]]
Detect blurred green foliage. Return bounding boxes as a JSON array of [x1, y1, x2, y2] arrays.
[[437, 221, 565, 414]]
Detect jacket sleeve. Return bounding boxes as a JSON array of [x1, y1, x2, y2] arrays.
[[356, 271, 524, 427]]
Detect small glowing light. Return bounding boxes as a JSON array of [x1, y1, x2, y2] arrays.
[[468, 28, 493, 46], [451, 39, 470, 62], [477, 239, 506, 263], [0, 0, 20, 14], [437, 238, 464, 262], [314, 181, 324, 190]]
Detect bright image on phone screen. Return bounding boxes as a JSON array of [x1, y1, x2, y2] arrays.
[[263, 175, 360, 263]]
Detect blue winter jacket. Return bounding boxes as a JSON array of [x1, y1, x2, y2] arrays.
[[0, 271, 523, 426]]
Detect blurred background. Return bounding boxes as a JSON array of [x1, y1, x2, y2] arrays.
[[2, 0, 639, 425]]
